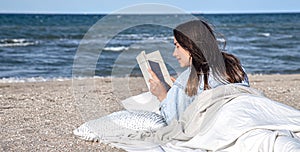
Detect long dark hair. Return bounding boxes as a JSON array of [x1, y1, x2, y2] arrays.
[[173, 20, 246, 96]]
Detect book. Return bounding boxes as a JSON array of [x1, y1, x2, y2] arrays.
[[136, 50, 173, 91]]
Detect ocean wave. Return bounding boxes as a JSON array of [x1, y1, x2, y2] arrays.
[[0, 77, 43, 83], [0, 77, 67, 83], [0, 38, 38, 47], [117, 33, 172, 42], [0, 76, 112, 83], [217, 38, 226, 43], [103, 46, 129, 51], [274, 34, 293, 40], [257, 33, 271, 37]]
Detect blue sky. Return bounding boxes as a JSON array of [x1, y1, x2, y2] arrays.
[[1, 0, 299, 14]]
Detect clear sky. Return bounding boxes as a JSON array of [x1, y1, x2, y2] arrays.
[[1, 0, 299, 14]]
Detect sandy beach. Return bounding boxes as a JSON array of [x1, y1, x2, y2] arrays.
[[1, 74, 300, 151]]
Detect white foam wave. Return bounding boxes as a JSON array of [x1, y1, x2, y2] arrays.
[[0, 38, 37, 47], [103, 46, 129, 51], [274, 34, 293, 40], [217, 38, 226, 43], [0, 76, 114, 83], [258, 33, 271, 37], [166, 36, 174, 40], [0, 77, 69, 83]]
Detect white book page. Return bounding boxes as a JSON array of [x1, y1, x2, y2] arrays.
[[136, 50, 173, 91]]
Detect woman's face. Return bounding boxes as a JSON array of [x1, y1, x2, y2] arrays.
[[173, 37, 191, 67]]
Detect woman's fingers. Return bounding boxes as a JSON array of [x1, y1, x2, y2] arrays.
[[148, 69, 160, 81], [149, 78, 155, 88], [148, 72, 167, 101], [149, 78, 158, 90], [149, 82, 167, 101], [170, 76, 176, 82]]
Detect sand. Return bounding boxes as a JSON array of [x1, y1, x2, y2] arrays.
[[1, 74, 300, 151]]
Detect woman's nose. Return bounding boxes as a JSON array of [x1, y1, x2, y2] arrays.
[[172, 48, 177, 57]]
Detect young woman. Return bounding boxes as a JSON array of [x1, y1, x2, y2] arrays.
[[149, 20, 249, 124], [146, 20, 300, 151], [74, 19, 300, 151]]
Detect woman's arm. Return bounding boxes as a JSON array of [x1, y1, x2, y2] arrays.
[[149, 68, 195, 124]]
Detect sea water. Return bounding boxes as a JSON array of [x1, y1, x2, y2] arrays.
[[0, 13, 299, 82]]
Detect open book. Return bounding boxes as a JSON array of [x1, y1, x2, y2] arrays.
[[136, 50, 173, 91]]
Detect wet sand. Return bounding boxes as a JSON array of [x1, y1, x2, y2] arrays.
[[1, 74, 300, 151]]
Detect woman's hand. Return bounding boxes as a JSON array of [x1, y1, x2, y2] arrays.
[[170, 76, 176, 83], [148, 69, 167, 102]]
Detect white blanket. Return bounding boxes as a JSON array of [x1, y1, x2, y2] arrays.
[[75, 84, 300, 151], [151, 84, 300, 151]]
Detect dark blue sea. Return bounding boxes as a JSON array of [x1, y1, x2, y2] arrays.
[[0, 13, 299, 82]]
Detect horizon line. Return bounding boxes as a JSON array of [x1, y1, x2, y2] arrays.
[[0, 10, 300, 15]]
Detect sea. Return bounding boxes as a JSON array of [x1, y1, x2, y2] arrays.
[[0, 13, 299, 82]]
